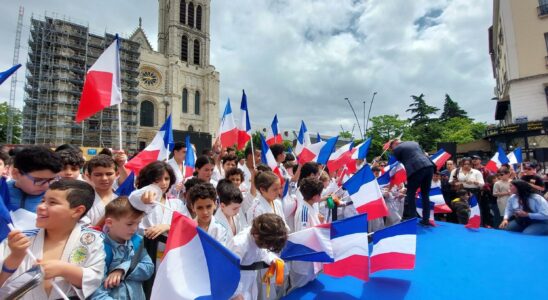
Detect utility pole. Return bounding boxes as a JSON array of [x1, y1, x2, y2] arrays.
[[365, 92, 377, 137], [345, 98, 363, 140], [7, 6, 24, 144]]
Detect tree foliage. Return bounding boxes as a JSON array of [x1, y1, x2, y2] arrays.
[[406, 94, 439, 125], [0, 102, 22, 144], [440, 94, 468, 121]]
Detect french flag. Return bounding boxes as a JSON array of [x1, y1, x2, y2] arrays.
[[370, 218, 417, 274], [465, 195, 481, 229], [184, 135, 196, 178], [115, 172, 136, 196], [218, 99, 238, 148], [430, 148, 452, 171], [416, 187, 451, 213], [125, 115, 174, 174], [260, 134, 285, 186], [76, 37, 122, 122], [299, 137, 339, 165], [151, 212, 240, 299], [237, 90, 252, 150], [327, 141, 354, 173], [343, 165, 389, 220], [351, 137, 372, 160], [377, 161, 407, 188], [507, 147, 522, 165], [485, 145, 510, 173], [266, 114, 283, 145], [416, 200, 436, 226], [295, 121, 311, 156], [281, 214, 369, 281], [0, 64, 21, 86]]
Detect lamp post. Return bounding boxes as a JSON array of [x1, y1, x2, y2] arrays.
[[345, 97, 363, 140], [365, 92, 377, 136]]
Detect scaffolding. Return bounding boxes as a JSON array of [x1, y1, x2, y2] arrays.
[[22, 15, 140, 151]]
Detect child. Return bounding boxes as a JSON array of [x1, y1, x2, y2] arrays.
[[182, 177, 206, 219], [188, 183, 229, 246], [56, 148, 85, 180], [226, 167, 256, 220], [0, 179, 105, 299], [0, 150, 8, 178], [91, 197, 154, 299], [194, 155, 218, 187], [230, 213, 288, 300], [246, 171, 286, 226], [212, 154, 238, 182], [83, 154, 119, 226], [452, 189, 471, 224], [238, 144, 262, 190], [214, 179, 248, 238], [6, 146, 63, 213]]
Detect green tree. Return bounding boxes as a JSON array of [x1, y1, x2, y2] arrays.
[[339, 130, 353, 139], [0, 102, 22, 144], [439, 94, 468, 121], [406, 94, 439, 125], [436, 117, 487, 144], [367, 115, 411, 160]]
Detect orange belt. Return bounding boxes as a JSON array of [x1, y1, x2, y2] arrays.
[[262, 259, 284, 298]]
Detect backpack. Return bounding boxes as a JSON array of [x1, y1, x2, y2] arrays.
[[104, 234, 144, 277]]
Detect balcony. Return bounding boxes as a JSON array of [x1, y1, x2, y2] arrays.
[[538, 4, 548, 17]]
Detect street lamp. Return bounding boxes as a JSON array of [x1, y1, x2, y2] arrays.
[[365, 92, 377, 137], [345, 97, 363, 139]]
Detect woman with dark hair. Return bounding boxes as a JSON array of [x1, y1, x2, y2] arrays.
[[194, 155, 217, 186], [499, 179, 548, 235]]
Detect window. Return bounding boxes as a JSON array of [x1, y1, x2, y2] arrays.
[[188, 125, 194, 132], [539, 0, 548, 16], [196, 5, 202, 30], [180, 0, 186, 24], [193, 39, 200, 65], [194, 91, 200, 115], [182, 88, 188, 113], [545, 33, 548, 52], [140, 100, 154, 127], [188, 2, 195, 28], [181, 36, 188, 61]]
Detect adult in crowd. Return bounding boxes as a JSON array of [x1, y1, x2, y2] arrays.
[[520, 162, 545, 195], [499, 179, 548, 235], [390, 139, 436, 226]]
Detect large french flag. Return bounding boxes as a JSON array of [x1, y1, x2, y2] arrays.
[[351, 137, 372, 160], [125, 115, 174, 174], [416, 187, 451, 213], [0, 64, 21, 85], [260, 134, 285, 186], [430, 148, 451, 171], [370, 218, 417, 274], [416, 200, 436, 226], [237, 90, 252, 150], [485, 145, 510, 173], [295, 121, 311, 156], [299, 137, 338, 165], [465, 195, 481, 229], [76, 37, 122, 122], [507, 147, 522, 166], [151, 212, 240, 299], [266, 114, 283, 145], [184, 135, 196, 178], [343, 165, 389, 220], [218, 99, 238, 148], [281, 214, 369, 281], [377, 161, 407, 188], [327, 141, 354, 173]]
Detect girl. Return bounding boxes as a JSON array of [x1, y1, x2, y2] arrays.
[[246, 171, 286, 223], [194, 155, 218, 187]]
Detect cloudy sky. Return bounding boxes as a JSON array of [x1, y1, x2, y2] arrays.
[[0, 0, 496, 137]]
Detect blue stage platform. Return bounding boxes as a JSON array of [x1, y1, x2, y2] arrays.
[[284, 221, 548, 300]]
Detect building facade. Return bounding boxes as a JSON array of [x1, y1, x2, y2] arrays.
[[488, 0, 548, 162]]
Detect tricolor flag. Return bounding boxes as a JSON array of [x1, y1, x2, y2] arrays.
[[115, 172, 136, 196], [151, 212, 240, 300], [416, 200, 436, 226], [316, 132, 322, 142], [266, 114, 283, 145], [184, 135, 196, 178], [281, 214, 369, 281], [370, 218, 417, 274], [377, 161, 407, 188], [485, 145, 510, 173], [237, 90, 252, 150], [299, 137, 339, 165], [125, 115, 174, 174], [343, 165, 389, 220], [0, 178, 13, 241], [0, 178, 38, 242], [465, 195, 481, 229], [0, 64, 21, 85], [327, 141, 354, 173], [416, 187, 451, 213], [351, 137, 372, 160], [260, 134, 285, 186], [76, 37, 122, 122], [295, 121, 311, 156], [507, 147, 522, 166], [218, 99, 238, 148], [430, 148, 451, 171]]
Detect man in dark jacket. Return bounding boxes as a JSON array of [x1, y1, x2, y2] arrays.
[[391, 139, 436, 226]]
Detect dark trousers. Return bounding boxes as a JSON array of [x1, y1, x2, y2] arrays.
[[403, 166, 435, 222]]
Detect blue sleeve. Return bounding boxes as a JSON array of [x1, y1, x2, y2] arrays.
[[504, 195, 515, 219], [89, 283, 115, 300], [124, 250, 155, 281], [528, 195, 548, 220]]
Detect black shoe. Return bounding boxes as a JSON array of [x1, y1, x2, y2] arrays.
[[419, 220, 432, 227]]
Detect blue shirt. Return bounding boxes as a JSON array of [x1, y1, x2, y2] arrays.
[[6, 180, 44, 213], [504, 193, 548, 221], [91, 234, 154, 300]]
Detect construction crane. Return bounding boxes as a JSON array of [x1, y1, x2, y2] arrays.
[[7, 6, 24, 144]]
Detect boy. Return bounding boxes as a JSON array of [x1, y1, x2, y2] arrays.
[[214, 179, 248, 238], [7, 146, 63, 213], [187, 183, 229, 246], [291, 178, 324, 290], [452, 189, 471, 224], [91, 197, 154, 299], [57, 148, 85, 180], [84, 155, 119, 226], [230, 213, 288, 300], [182, 177, 206, 219], [0, 179, 105, 299]]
